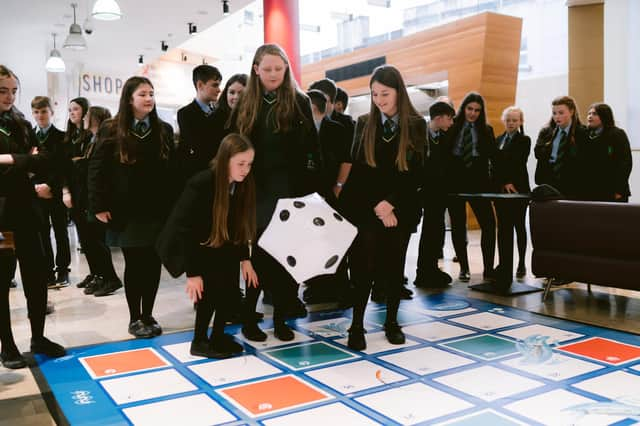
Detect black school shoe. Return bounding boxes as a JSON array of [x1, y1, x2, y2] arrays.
[[274, 323, 295, 341], [347, 326, 366, 351], [212, 334, 244, 354], [30, 337, 67, 358], [76, 274, 94, 288], [83, 276, 103, 295], [94, 278, 123, 297], [1, 349, 27, 369], [141, 316, 162, 336], [415, 270, 452, 288], [128, 320, 154, 339], [190, 340, 231, 359], [384, 322, 406, 345], [242, 322, 267, 342]]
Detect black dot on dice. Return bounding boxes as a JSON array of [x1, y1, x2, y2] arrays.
[[287, 256, 296, 267], [313, 217, 325, 226], [279, 210, 290, 221], [333, 213, 343, 221], [325, 255, 339, 268], [293, 201, 305, 208]]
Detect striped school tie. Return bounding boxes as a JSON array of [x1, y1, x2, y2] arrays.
[[553, 130, 568, 175], [462, 125, 473, 168]]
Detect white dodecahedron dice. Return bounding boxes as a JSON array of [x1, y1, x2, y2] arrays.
[[258, 192, 358, 283]]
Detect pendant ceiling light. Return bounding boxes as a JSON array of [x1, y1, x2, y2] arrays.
[[64, 3, 87, 50], [91, 0, 122, 21], [45, 34, 66, 73]]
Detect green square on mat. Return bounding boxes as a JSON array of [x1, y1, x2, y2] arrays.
[[441, 334, 518, 360], [365, 308, 429, 326], [263, 342, 357, 370]]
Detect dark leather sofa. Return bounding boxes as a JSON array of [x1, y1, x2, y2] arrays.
[[530, 200, 640, 301]]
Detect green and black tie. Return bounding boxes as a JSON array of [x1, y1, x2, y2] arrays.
[[383, 119, 397, 142], [263, 91, 277, 105], [131, 121, 150, 139], [462, 125, 473, 168], [36, 129, 46, 142], [553, 130, 567, 175]]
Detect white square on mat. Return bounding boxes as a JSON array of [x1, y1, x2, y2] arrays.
[[504, 389, 627, 426], [100, 368, 196, 405], [305, 360, 407, 394], [189, 355, 282, 386], [434, 365, 543, 401], [448, 312, 525, 331], [355, 382, 473, 425], [379, 346, 475, 376], [262, 402, 381, 426], [571, 370, 640, 401], [122, 393, 236, 426], [236, 328, 313, 349], [161, 341, 205, 363], [421, 307, 477, 318], [335, 331, 419, 354], [403, 322, 476, 342], [435, 409, 528, 426], [498, 324, 583, 343], [295, 317, 352, 337], [501, 353, 604, 381]]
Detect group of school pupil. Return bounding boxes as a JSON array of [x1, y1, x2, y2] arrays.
[[0, 42, 632, 365]]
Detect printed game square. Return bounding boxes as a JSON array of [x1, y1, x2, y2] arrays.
[[558, 337, 640, 365], [218, 374, 332, 417], [305, 360, 408, 394], [434, 365, 544, 401], [448, 312, 525, 330], [504, 389, 626, 426], [100, 368, 196, 405], [296, 317, 352, 337], [162, 341, 205, 363], [379, 346, 475, 376], [236, 328, 314, 349], [571, 370, 640, 401], [435, 409, 528, 426], [262, 402, 381, 426], [440, 334, 518, 360], [421, 307, 477, 318], [365, 308, 431, 326], [501, 353, 604, 381], [189, 355, 281, 387], [79, 348, 171, 379], [498, 324, 584, 343], [262, 341, 357, 370], [355, 382, 473, 425], [403, 321, 476, 342], [335, 331, 419, 354], [122, 393, 236, 426]]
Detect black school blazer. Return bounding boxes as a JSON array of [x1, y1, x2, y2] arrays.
[[494, 131, 531, 193]]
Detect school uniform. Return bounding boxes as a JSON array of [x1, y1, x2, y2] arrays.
[[157, 169, 248, 348], [32, 124, 69, 282], [88, 116, 177, 333], [1, 112, 65, 359], [493, 130, 531, 271], [177, 99, 219, 180], [340, 113, 425, 336], [445, 121, 497, 277], [331, 110, 356, 146], [534, 122, 588, 199]]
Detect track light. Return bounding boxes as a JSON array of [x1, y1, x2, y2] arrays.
[[138, 54, 144, 65], [46, 34, 66, 73], [161, 40, 168, 52], [64, 3, 87, 50], [223, 0, 230, 16], [188, 22, 197, 35]]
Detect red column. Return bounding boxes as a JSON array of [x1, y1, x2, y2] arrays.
[[263, 0, 301, 83]]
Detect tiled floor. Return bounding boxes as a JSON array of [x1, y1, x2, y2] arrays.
[[2, 228, 639, 425]]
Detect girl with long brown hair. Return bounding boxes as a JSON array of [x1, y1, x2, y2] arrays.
[[226, 44, 321, 342], [159, 134, 257, 358], [340, 65, 425, 350], [88, 76, 176, 339]]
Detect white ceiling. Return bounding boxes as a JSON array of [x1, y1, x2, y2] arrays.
[[0, 0, 255, 73]]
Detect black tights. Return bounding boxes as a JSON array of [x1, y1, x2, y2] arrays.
[[350, 227, 411, 329], [121, 247, 161, 323]]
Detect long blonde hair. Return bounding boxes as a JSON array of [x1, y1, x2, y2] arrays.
[[234, 44, 304, 136]]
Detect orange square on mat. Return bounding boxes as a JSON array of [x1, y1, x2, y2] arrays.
[[80, 348, 170, 379], [219, 375, 331, 417], [558, 337, 640, 365]]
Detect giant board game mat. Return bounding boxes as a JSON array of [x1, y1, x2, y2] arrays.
[[33, 294, 640, 425]]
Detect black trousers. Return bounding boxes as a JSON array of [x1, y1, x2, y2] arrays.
[[194, 246, 240, 342], [0, 251, 16, 284], [244, 242, 298, 326], [121, 247, 161, 323], [416, 194, 447, 276], [73, 209, 118, 281], [494, 199, 528, 267], [1, 226, 49, 352], [350, 227, 411, 329], [448, 198, 496, 273], [38, 198, 70, 277]]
